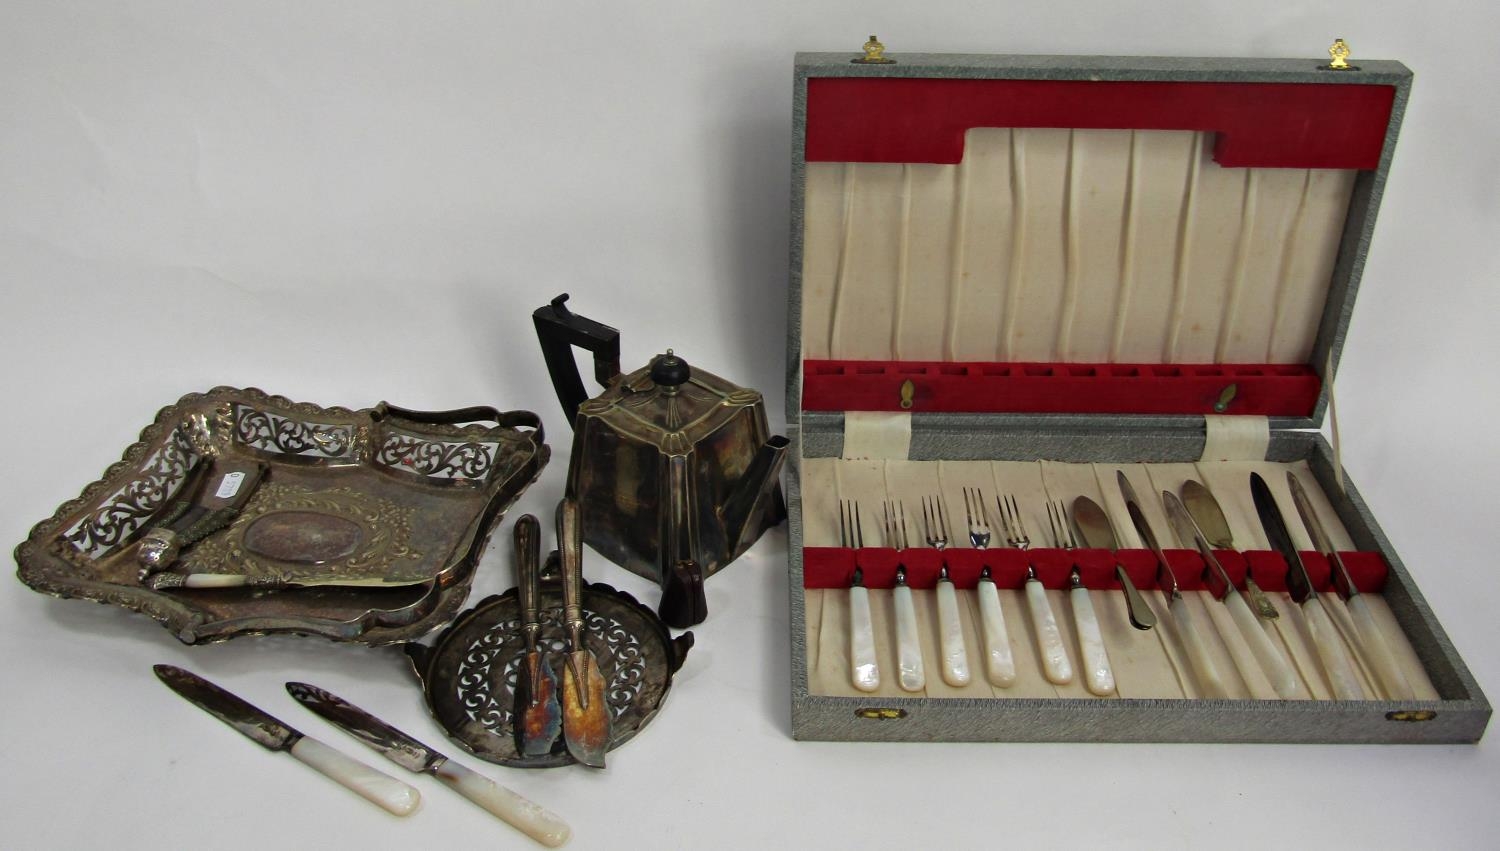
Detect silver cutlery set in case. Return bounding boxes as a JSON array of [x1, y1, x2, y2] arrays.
[[785, 42, 1489, 743]]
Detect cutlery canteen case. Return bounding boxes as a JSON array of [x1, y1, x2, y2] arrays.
[[784, 46, 1490, 743]]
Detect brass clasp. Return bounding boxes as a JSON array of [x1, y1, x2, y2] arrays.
[[1324, 38, 1357, 71], [853, 35, 895, 64]]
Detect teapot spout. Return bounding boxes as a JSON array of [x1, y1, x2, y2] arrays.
[[721, 435, 791, 553]]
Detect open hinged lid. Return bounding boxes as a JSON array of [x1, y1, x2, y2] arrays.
[[787, 44, 1411, 433]]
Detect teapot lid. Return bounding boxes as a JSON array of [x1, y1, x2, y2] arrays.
[[649, 350, 691, 388]]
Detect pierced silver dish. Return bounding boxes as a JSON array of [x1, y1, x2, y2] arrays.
[[406, 574, 693, 768], [14, 386, 548, 644]]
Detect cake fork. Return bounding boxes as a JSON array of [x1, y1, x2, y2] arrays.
[[1049, 500, 1113, 695], [885, 501, 924, 692], [840, 500, 879, 693], [963, 487, 1015, 687], [922, 495, 969, 686], [999, 494, 1073, 685]]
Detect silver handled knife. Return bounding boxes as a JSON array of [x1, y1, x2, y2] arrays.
[[1250, 473, 1366, 700], [1285, 472, 1415, 700], [1163, 491, 1300, 699], [152, 665, 420, 816], [1117, 472, 1229, 698], [287, 682, 572, 847]]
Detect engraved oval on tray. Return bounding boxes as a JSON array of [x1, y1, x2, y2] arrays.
[[243, 511, 364, 564]]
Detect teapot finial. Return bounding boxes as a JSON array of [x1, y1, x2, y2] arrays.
[[649, 350, 692, 389]]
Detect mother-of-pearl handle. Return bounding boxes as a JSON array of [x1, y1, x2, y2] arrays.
[[1225, 590, 1299, 699], [1169, 593, 1228, 699], [976, 578, 1016, 687], [1026, 579, 1072, 685], [434, 760, 572, 847], [892, 584, 925, 692], [848, 585, 880, 692], [1070, 586, 1113, 696], [288, 736, 421, 816], [1304, 596, 1365, 700], [1347, 594, 1415, 701], [935, 579, 971, 686]]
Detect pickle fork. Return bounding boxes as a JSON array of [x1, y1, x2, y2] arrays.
[[999, 494, 1073, 685]]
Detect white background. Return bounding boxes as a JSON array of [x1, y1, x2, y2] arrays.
[[3, 2, 1498, 849]]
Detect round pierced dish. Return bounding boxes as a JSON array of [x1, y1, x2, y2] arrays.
[[405, 579, 692, 768]]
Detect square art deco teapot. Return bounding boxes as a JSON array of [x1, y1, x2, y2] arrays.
[[534, 295, 789, 627]]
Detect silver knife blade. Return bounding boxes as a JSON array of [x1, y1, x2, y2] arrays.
[[154, 664, 300, 751], [1162, 490, 1230, 600], [1250, 472, 1316, 603], [1286, 472, 1356, 600], [286, 682, 442, 774], [1117, 470, 1179, 595]]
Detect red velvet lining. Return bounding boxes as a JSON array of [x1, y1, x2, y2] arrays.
[[806, 78, 1394, 169], [803, 547, 1388, 594], [801, 360, 1320, 416]]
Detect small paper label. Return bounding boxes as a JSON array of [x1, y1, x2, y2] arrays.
[[215, 471, 246, 499]]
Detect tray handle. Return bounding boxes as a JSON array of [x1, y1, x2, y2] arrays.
[[374, 403, 545, 447]]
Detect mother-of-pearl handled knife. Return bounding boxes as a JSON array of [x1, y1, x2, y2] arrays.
[[287, 683, 571, 846], [848, 568, 881, 692], [1286, 472, 1415, 701], [892, 567, 926, 691], [976, 567, 1017, 687], [1251, 473, 1365, 700], [1117, 473, 1228, 699], [153, 665, 420, 817], [1163, 491, 1300, 699]]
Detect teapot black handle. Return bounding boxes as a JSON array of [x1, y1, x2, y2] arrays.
[[532, 293, 622, 428]]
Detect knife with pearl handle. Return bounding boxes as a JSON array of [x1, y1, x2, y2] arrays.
[[1250, 473, 1365, 700], [1163, 491, 1300, 699], [1286, 472, 1414, 700], [1117, 472, 1228, 699], [152, 665, 420, 817], [288, 683, 572, 846]]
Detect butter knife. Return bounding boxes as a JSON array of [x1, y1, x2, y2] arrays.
[[1250, 472, 1365, 700], [1163, 491, 1299, 699], [1117, 472, 1229, 698], [1180, 479, 1279, 619], [1286, 472, 1414, 700], [153, 665, 420, 816], [287, 682, 572, 846]]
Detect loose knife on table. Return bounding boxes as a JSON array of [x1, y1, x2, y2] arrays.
[[1285, 471, 1415, 700], [152, 665, 420, 816], [1249, 472, 1366, 700], [287, 682, 572, 847]]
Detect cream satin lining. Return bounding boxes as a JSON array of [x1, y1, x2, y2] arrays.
[[800, 458, 1438, 702], [800, 129, 1356, 365]]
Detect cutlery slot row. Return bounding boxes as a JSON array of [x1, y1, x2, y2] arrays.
[[803, 547, 1389, 594]]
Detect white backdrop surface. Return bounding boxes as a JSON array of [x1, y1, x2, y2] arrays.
[[3, 3, 1498, 849]]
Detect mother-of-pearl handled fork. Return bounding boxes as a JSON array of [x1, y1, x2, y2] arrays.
[[964, 488, 1015, 688], [1049, 501, 1113, 696], [886, 501, 925, 692], [841, 501, 880, 693], [999, 494, 1073, 686], [923, 495, 969, 687]]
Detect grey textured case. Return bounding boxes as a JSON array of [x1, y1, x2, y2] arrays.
[[784, 51, 1489, 743]]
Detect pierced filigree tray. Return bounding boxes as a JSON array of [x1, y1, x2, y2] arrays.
[[406, 578, 693, 768], [14, 387, 549, 644]]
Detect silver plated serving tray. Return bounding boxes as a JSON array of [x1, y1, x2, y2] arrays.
[[14, 386, 549, 644]]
